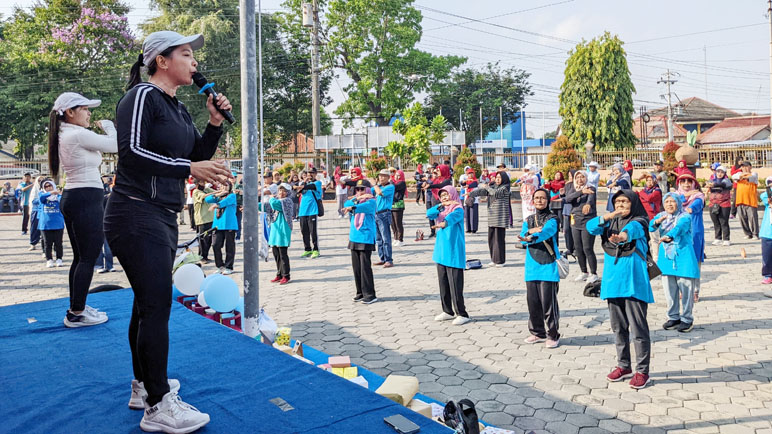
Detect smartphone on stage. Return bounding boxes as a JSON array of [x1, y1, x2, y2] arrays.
[[384, 414, 420, 434]]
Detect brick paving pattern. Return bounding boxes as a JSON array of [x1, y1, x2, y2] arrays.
[[1, 203, 771, 433]]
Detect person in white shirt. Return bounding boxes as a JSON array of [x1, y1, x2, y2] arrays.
[[49, 92, 117, 328], [586, 161, 601, 189], [185, 176, 196, 231]]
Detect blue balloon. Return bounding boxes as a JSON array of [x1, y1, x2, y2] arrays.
[[237, 296, 244, 313], [200, 274, 227, 295], [203, 276, 240, 312]]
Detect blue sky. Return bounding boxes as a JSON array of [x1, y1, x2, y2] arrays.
[[7, 0, 771, 137]]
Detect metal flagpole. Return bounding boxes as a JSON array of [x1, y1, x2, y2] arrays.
[[259, 0, 265, 183], [240, 0, 260, 337]]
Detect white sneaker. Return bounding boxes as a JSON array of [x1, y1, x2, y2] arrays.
[[495, 263, 505, 268], [484, 262, 496, 268], [84, 305, 108, 320], [55, 259, 63, 267], [574, 273, 588, 282], [28, 245, 36, 251], [46, 259, 54, 268], [452, 316, 471, 325], [213, 267, 223, 274], [129, 379, 181, 409], [434, 312, 454, 321], [63, 308, 108, 328], [221, 268, 233, 275], [140, 391, 210, 434], [723, 240, 731, 246], [586, 274, 600, 284], [711, 240, 721, 246]]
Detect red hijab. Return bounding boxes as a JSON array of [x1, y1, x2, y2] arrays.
[[416, 164, 424, 174], [465, 168, 478, 183], [544, 171, 565, 193], [350, 167, 363, 181], [431, 165, 451, 200]]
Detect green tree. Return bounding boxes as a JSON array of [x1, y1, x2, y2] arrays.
[[0, 0, 135, 158], [543, 135, 582, 181], [424, 63, 532, 146], [281, 0, 464, 126], [559, 32, 636, 150], [384, 102, 445, 166], [452, 146, 481, 184]]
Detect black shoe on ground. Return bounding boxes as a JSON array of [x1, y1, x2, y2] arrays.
[[352, 294, 364, 302], [663, 319, 681, 330], [677, 322, 693, 333], [362, 297, 378, 304]]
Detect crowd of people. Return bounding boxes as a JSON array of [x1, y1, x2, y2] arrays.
[[7, 28, 771, 433]]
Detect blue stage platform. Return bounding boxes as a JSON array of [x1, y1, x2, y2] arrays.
[[0, 289, 450, 433]]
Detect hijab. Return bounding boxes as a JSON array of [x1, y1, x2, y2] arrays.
[[573, 170, 588, 188], [416, 164, 423, 174], [658, 192, 688, 260], [526, 188, 559, 264], [611, 163, 631, 187], [350, 167, 363, 181], [431, 164, 451, 200], [676, 178, 705, 208], [601, 189, 650, 258], [497, 171, 511, 187], [465, 168, 478, 183], [333, 166, 342, 183], [436, 185, 462, 224], [266, 187, 295, 228], [546, 171, 565, 192], [529, 188, 555, 227]]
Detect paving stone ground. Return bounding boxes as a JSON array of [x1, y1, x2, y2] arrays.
[[2, 202, 772, 433]]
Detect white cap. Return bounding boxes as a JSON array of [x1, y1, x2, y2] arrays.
[[766, 176, 772, 185], [142, 31, 204, 68], [588, 161, 599, 168], [52, 92, 101, 116], [279, 183, 292, 191], [716, 165, 727, 173]]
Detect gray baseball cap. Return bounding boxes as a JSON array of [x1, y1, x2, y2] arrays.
[[52, 92, 101, 115], [142, 31, 204, 67]]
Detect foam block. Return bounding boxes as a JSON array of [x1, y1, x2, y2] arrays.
[[375, 375, 419, 406], [328, 356, 351, 368], [349, 376, 369, 388], [408, 399, 432, 418]]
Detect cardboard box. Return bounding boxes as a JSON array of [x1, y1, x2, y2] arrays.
[[328, 356, 351, 368], [375, 375, 419, 406], [408, 399, 432, 418], [272, 343, 294, 355]]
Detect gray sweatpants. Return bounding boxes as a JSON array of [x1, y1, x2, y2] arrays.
[[738, 204, 759, 237], [607, 297, 651, 374]]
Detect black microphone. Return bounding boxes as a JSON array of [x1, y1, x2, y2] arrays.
[[192, 72, 235, 124]]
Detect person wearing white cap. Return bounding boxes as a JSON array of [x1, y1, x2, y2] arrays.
[[586, 162, 600, 189], [48, 91, 117, 329], [105, 30, 232, 433]]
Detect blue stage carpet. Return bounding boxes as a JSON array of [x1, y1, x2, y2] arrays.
[[0, 289, 449, 433]]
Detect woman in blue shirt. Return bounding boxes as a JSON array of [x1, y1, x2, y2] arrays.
[[39, 180, 66, 267], [295, 169, 322, 258], [605, 163, 632, 212], [759, 177, 772, 284], [587, 190, 653, 389], [267, 183, 295, 284], [427, 186, 469, 325], [518, 188, 561, 348], [343, 179, 378, 304], [650, 193, 699, 333], [206, 182, 238, 275], [675, 173, 705, 297]]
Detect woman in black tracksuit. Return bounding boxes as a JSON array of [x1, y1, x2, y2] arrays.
[[104, 32, 231, 431]]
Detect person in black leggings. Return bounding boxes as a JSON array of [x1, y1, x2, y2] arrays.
[[562, 170, 598, 283], [49, 91, 117, 327], [104, 31, 231, 432]]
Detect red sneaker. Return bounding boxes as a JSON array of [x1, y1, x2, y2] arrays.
[[629, 372, 651, 389], [606, 367, 633, 382], [279, 277, 290, 285], [270, 276, 281, 283]]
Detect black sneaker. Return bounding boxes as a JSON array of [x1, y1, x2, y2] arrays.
[[362, 297, 378, 305], [352, 294, 364, 302], [677, 322, 694, 333], [663, 319, 681, 330]]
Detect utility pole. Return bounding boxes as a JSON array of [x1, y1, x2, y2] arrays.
[[311, 0, 324, 170], [479, 105, 483, 142], [768, 0, 772, 140], [239, 0, 259, 337], [499, 106, 503, 143], [658, 69, 678, 143], [703, 45, 708, 100]]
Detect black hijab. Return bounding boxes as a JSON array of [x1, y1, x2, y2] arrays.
[[601, 189, 650, 258], [497, 171, 511, 186], [527, 188, 559, 264]]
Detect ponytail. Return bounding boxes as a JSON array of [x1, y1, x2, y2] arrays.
[[48, 110, 62, 178], [126, 52, 144, 91]]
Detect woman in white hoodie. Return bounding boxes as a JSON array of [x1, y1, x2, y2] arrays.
[[49, 92, 117, 328]]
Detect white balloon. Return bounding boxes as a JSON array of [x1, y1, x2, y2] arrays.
[[197, 291, 208, 307], [173, 263, 205, 296]]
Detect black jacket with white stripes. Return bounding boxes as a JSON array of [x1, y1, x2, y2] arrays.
[[113, 82, 223, 212]]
